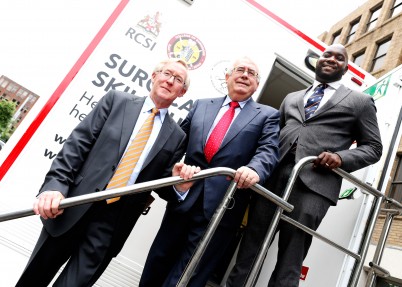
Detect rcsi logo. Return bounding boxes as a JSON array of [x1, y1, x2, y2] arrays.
[[137, 12, 162, 37], [167, 34, 206, 70], [125, 12, 162, 51]]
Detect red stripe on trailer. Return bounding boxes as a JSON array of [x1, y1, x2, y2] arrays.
[[0, 0, 130, 180], [246, 0, 366, 80]]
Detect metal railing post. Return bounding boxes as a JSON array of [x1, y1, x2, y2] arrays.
[[365, 208, 401, 287], [349, 196, 383, 287], [245, 156, 317, 287], [176, 180, 238, 287], [243, 156, 392, 287], [176, 182, 294, 286]]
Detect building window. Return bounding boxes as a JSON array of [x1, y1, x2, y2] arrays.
[[332, 30, 341, 44], [1, 80, 9, 88], [16, 89, 25, 97], [391, 0, 402, 17], [371, 38, 392, 72], [346, 19, 360, 44], [353, 50, 365, 67], [367, 6, 382, 32], [6, 83, 18, 93]]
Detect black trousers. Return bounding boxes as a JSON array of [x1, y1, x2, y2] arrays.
[[139, 193, 241, 287], [16, 197, 145, 287], [227, 154, 332, 287]]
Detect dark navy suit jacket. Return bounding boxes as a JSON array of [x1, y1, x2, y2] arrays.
[[167, 96, 280, 228]]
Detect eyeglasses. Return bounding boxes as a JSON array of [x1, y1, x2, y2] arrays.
[[157, 70, 185, 86], [232, 66, 260, 80]]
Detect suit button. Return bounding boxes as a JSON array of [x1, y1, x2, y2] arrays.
[[302, 123, 306, 127], [95, 188, 100, 192], [112, 165, 116, 171]]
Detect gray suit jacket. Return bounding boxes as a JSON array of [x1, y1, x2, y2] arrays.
[[39, 90, 186, 237], [279, 84, 382, 204]]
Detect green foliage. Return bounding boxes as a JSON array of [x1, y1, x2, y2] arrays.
[[0, 100, 16, 141]]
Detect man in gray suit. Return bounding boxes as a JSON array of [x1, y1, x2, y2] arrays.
[[16, 59, 199, 287], [227, 44, 383, 287]]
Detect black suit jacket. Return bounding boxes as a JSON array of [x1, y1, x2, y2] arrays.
[[39, 90, 186, 237]]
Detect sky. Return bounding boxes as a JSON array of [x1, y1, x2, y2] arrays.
[[0, 0, 368, 98]]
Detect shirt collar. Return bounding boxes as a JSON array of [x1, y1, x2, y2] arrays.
[[223, 95, 250, 109], [312, 80, 342, 91], [144, 96, 167, 122]]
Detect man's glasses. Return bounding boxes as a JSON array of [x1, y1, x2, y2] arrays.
[[157, 70, 185, 86], [232, 66, 260, 81]]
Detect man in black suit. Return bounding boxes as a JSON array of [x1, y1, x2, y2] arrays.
[[139, 56, 280, 287], [227, 44, 383, 287], [16, 59, 198, 287]]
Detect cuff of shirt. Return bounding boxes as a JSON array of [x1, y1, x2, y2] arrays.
[[173, 185, 189, 201]]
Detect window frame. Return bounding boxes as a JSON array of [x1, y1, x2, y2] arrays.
[[352, 50, 366, 67], [366, 5, 382, 32], [346, 19, 360, 44], [332, 30, 342, 44], [390, 0, 402, 17], [370, 37, 392, 72]]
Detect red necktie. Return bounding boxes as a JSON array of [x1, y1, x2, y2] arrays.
[[204, 101, 240, 163]]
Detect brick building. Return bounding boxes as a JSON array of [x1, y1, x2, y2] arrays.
[[319, 0, 402, 283], [319, 0, 402, 78], [0, 75, 39, 134]]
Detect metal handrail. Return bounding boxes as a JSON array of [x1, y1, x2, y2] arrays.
[[2, 157, 393, 287], [364, 205, 402, 287], [0, 167, 294, 287], [0, 167, 293, 223], [244, 156, 389, 287]]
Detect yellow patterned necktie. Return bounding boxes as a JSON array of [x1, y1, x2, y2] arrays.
[[106, 107, 159, 204]]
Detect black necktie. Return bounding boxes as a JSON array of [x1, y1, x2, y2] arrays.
[[304, 84, 327, 119]]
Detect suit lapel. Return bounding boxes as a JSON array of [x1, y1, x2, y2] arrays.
[[120, 96, 145, 155], [312, 84, 351, 118], [297, 87, 310, 121]]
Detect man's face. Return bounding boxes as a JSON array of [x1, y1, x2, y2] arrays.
[[226, 58, 259, 102], [315, 45, 349, 83], [150, 61, 187, 108]]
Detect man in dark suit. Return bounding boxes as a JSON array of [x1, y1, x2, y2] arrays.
[[16, 59, 199, 287], [227, 44, 383, 287], [139, 56, 280, 287]]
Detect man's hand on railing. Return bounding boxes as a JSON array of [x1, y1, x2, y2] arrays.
[[233, 166, 260, 189], [313, 151, 342, 169], [33, 190, 65, 220], [173, 162, 201, 192]]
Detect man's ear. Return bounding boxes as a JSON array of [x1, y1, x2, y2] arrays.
[[343, 65, 349, 75], [178, 88, 187, 98], [151, 72, 157, 83]]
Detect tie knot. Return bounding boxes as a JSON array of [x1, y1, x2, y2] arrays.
[[230, 101, 240, 109], [151, 107, 159, 115], [316, 83, 328, 92]]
